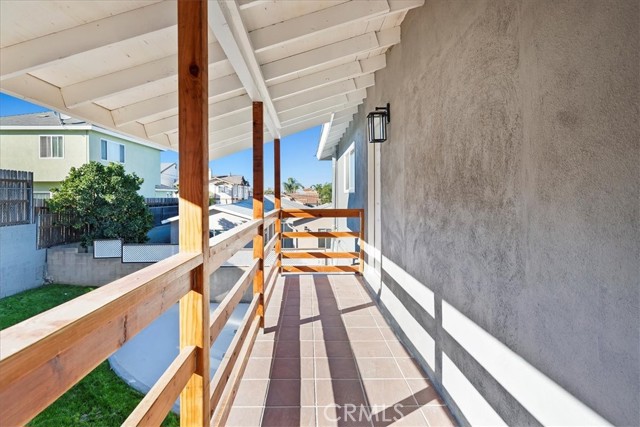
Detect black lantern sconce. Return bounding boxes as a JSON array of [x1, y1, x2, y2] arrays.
[[366, 103, 390, 143]]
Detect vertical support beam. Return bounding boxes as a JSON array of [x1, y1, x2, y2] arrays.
[[253, 102, 265, 328], [177, 0, 210, 424], [359, 210, 365, 274], [274, 138, 282, 273]]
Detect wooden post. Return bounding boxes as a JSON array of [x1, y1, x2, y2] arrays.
[[177, 0, 210, 424], [274, 138, 281, 273], [359, 210, 365, 274], [253, 102, 265, 328]]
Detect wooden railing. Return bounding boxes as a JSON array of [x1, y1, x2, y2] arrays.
[[281, 208, 365, 274], [0, 207, 362, 425]]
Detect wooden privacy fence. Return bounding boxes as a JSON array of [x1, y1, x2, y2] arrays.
[[0, 207, 363, 425], [36, 212, 84, 249], [0, 169, 32, 226]]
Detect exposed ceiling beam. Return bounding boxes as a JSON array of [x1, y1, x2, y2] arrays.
[[249, 1, 390, 53], [145, 93, 252, 137], [62, 43, 228, 109], [0, 1, 176, 81], [111, 73, 244, 127], [209, 0, 281, 138], [262, 27, 399, 83]]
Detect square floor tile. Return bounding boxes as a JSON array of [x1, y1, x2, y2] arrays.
[[405, 379, 445, 406], [351, 341, 393, 358], [356, 358, 403, 379], [316, 379, 368, 407], [371, 406, 428, 426], [243, 357, 272, 379], [270, 357, 314, 379], [275, 340, 315, 358], [226, 406, 263, 427], [262, 407, 316, 427], [318, 404, 374, 427], [347, 328, 386, 341], [315, 341, 355, 358], [396, 358, 427, 379], [316, 357, 360, 379], [362, 379, 419, 407], [421, 406, 456, 427], [384, 341, 411, 358], [266, 379, 315, 407], [233, 379, 270, 407]]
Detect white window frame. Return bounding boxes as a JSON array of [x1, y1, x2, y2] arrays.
[[100, 138, 126, 164], [318, 228, 332, 249], [344, 143, 356, 193], [39, 135, 64, 159]]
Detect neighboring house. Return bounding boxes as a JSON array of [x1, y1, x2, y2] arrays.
[[285, 203, 334, 250], [209, 174, 252, 204], [158, 162, 178, 197], [0, 111, 165, 198]]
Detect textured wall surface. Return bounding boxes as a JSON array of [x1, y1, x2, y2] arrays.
[[337, 0, 639, 425], [0, 224, 46, 298]]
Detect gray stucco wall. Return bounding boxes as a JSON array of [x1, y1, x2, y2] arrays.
[[0, 224, 46, 298], [336, 1, 639, 425]]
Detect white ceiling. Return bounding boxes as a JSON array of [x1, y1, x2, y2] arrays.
[[0, 0, 422, 159]]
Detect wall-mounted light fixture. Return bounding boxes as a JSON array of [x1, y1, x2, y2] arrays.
[[367, 103, 390, 143]]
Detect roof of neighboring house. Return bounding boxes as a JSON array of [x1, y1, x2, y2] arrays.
[[154, 184, 177, 191], [0, 111, 165, 151], [284, 192, 320, 206], [210, 174, 248, 186], [161, 194, 308, 225], [0, 111, 85, 126], [161, 163, 177, 173]]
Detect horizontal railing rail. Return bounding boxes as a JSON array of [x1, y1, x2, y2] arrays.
[[280, 208, 365, 274], [0, 206, 362, 425], [0, 252, 202, 426]]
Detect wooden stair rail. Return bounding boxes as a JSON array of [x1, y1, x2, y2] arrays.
[[280, 208, 365, 274]]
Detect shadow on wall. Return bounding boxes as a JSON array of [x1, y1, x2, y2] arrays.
[[362, 251, 615, 427]]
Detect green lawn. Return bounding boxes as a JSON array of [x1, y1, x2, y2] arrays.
[[0, 284, 179, 427]]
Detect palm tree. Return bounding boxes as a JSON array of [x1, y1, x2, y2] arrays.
[[283, 177, 302, 194]]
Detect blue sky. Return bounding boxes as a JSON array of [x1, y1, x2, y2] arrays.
[[0, 93, 331, 189]]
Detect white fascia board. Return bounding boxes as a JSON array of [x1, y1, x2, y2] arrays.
[[0, 1, 177, 81], [316, 114, 335, 160], [249, 1, 390, 53], [209, 0, 281, 139]]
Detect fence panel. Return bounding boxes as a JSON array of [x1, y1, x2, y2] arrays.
[[37, 212, 84, 249], [0, 169, 32, 227]]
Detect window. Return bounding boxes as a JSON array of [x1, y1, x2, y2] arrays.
[[318, 228, 331, 249], [344, 144, 355, 193], [100, 139, 125, 163], [39, 136, 64, 158]]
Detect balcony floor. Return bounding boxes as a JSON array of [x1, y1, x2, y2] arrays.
[[227, 274, 456, 426]]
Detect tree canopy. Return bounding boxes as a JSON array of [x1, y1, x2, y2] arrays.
[[283, 177, 302, 194], [48, 162, 153, 247], [311, 183, 332, 204]]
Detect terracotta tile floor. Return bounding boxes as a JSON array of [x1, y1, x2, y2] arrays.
[[227, 274, 456, 427]]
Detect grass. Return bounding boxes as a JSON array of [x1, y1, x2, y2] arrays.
[[0, 284, 179, 427]]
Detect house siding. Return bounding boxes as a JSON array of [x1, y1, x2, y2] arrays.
[[0, 130, 88, 183], [88, 130, 161, 197], [335, 1, 639, 426]]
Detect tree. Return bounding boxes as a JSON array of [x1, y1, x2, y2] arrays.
[[283, 177, 302, 194], [265, 187, 274, 195], [312, 183, 332, 204], [48, 162, 154, 247]]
